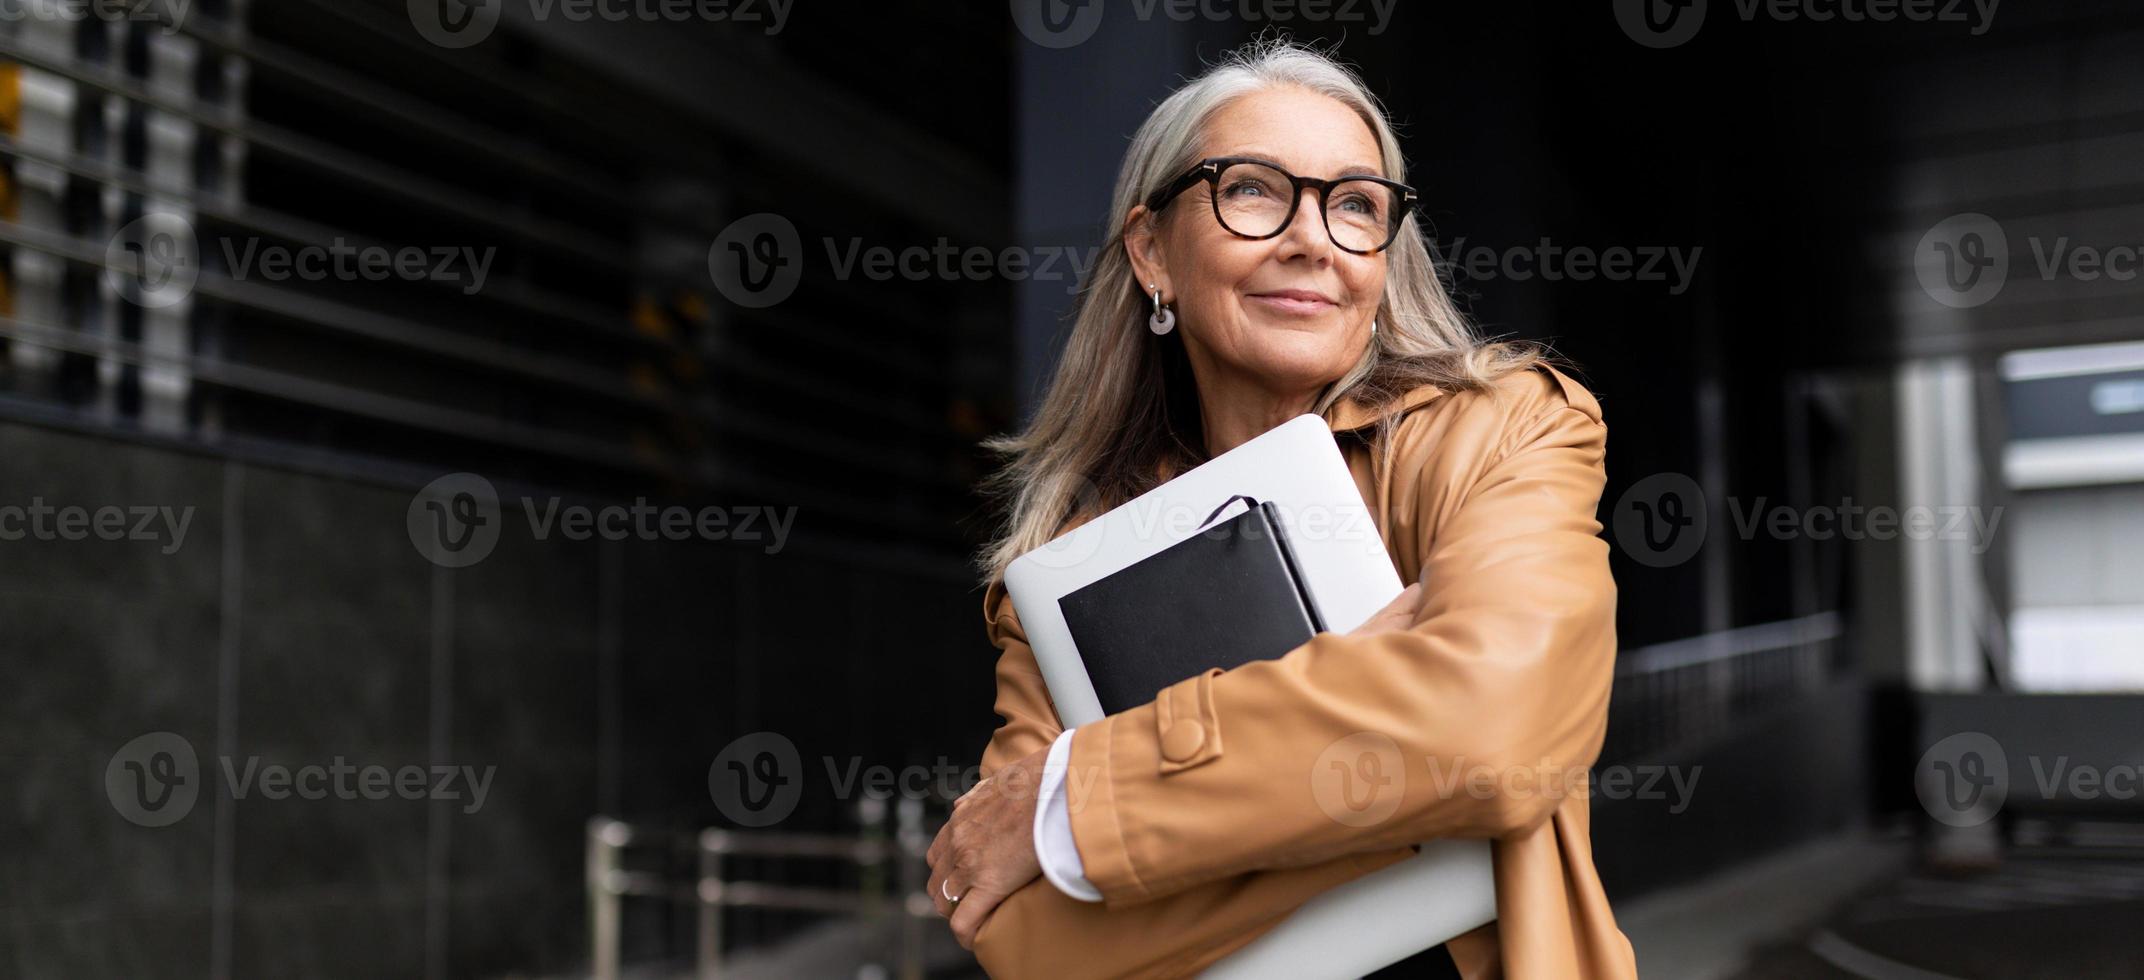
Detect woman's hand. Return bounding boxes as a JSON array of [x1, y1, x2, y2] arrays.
[[1349, 582, 1423, 637], [926, 744, 1048, 949], [923, 584, 1419, 949]]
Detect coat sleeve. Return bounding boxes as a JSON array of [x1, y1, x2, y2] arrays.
[[970, 582, 1419, 979], [1060, 381, 1618, 907], [977, 579, 1064, 777]]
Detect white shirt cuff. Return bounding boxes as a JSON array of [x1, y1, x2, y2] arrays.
[[1034, 728, 1103, 902]]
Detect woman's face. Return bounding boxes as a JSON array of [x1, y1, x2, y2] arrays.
[[1128, 87, 1388, 400]]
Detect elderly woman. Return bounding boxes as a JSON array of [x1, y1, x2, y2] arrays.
[[929, 40, 1636, 979]]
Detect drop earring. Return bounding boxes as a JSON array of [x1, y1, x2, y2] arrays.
[[1148, 284, 1175, 336]]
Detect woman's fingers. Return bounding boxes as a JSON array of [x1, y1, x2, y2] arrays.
[[927, 749, 1048, 941], [926, 819, 961, 918], [948, 883, 1006, 950], [927, 859, 958, 919]]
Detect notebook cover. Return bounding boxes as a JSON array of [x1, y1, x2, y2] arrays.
[[1057, 502, 1324, 716]]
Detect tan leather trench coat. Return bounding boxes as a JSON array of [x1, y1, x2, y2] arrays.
[[970, 363, 1638, 979]]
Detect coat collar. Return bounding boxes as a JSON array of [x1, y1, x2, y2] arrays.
[[1322, 383, 1447, 433]]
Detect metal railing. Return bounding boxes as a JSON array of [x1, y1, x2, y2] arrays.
[[587, 797, 939, 980], [1604, 611, 1846, 763]]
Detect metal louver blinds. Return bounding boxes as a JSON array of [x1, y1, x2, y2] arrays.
[[0, 0, 1005, 554]]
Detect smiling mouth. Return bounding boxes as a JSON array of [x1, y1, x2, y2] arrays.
[[1247, 291, 1338, 316]]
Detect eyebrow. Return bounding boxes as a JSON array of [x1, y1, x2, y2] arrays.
[[1220, 151, 1385, 180]]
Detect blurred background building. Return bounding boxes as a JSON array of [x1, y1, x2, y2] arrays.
[[3, 0, 2140, 977]]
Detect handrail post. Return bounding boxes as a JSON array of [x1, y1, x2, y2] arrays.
[[856, 794, 891, 971], [697, 829, 726, 980], [587, 817, 629, 980], [895, 797, 928, 980]]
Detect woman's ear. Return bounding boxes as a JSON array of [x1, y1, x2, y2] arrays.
[[1122, 204, 1169, 299]]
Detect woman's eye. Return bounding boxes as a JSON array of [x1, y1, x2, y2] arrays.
[[1223, 181, 1265, 198]]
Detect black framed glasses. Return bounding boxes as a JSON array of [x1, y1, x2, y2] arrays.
[[1144, 156, 1417, 255]]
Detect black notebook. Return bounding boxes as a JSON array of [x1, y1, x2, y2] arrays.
[[1057, 496, 1328, 715]]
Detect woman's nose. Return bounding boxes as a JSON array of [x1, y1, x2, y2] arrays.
[[1276, 189, 1334, 262]]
